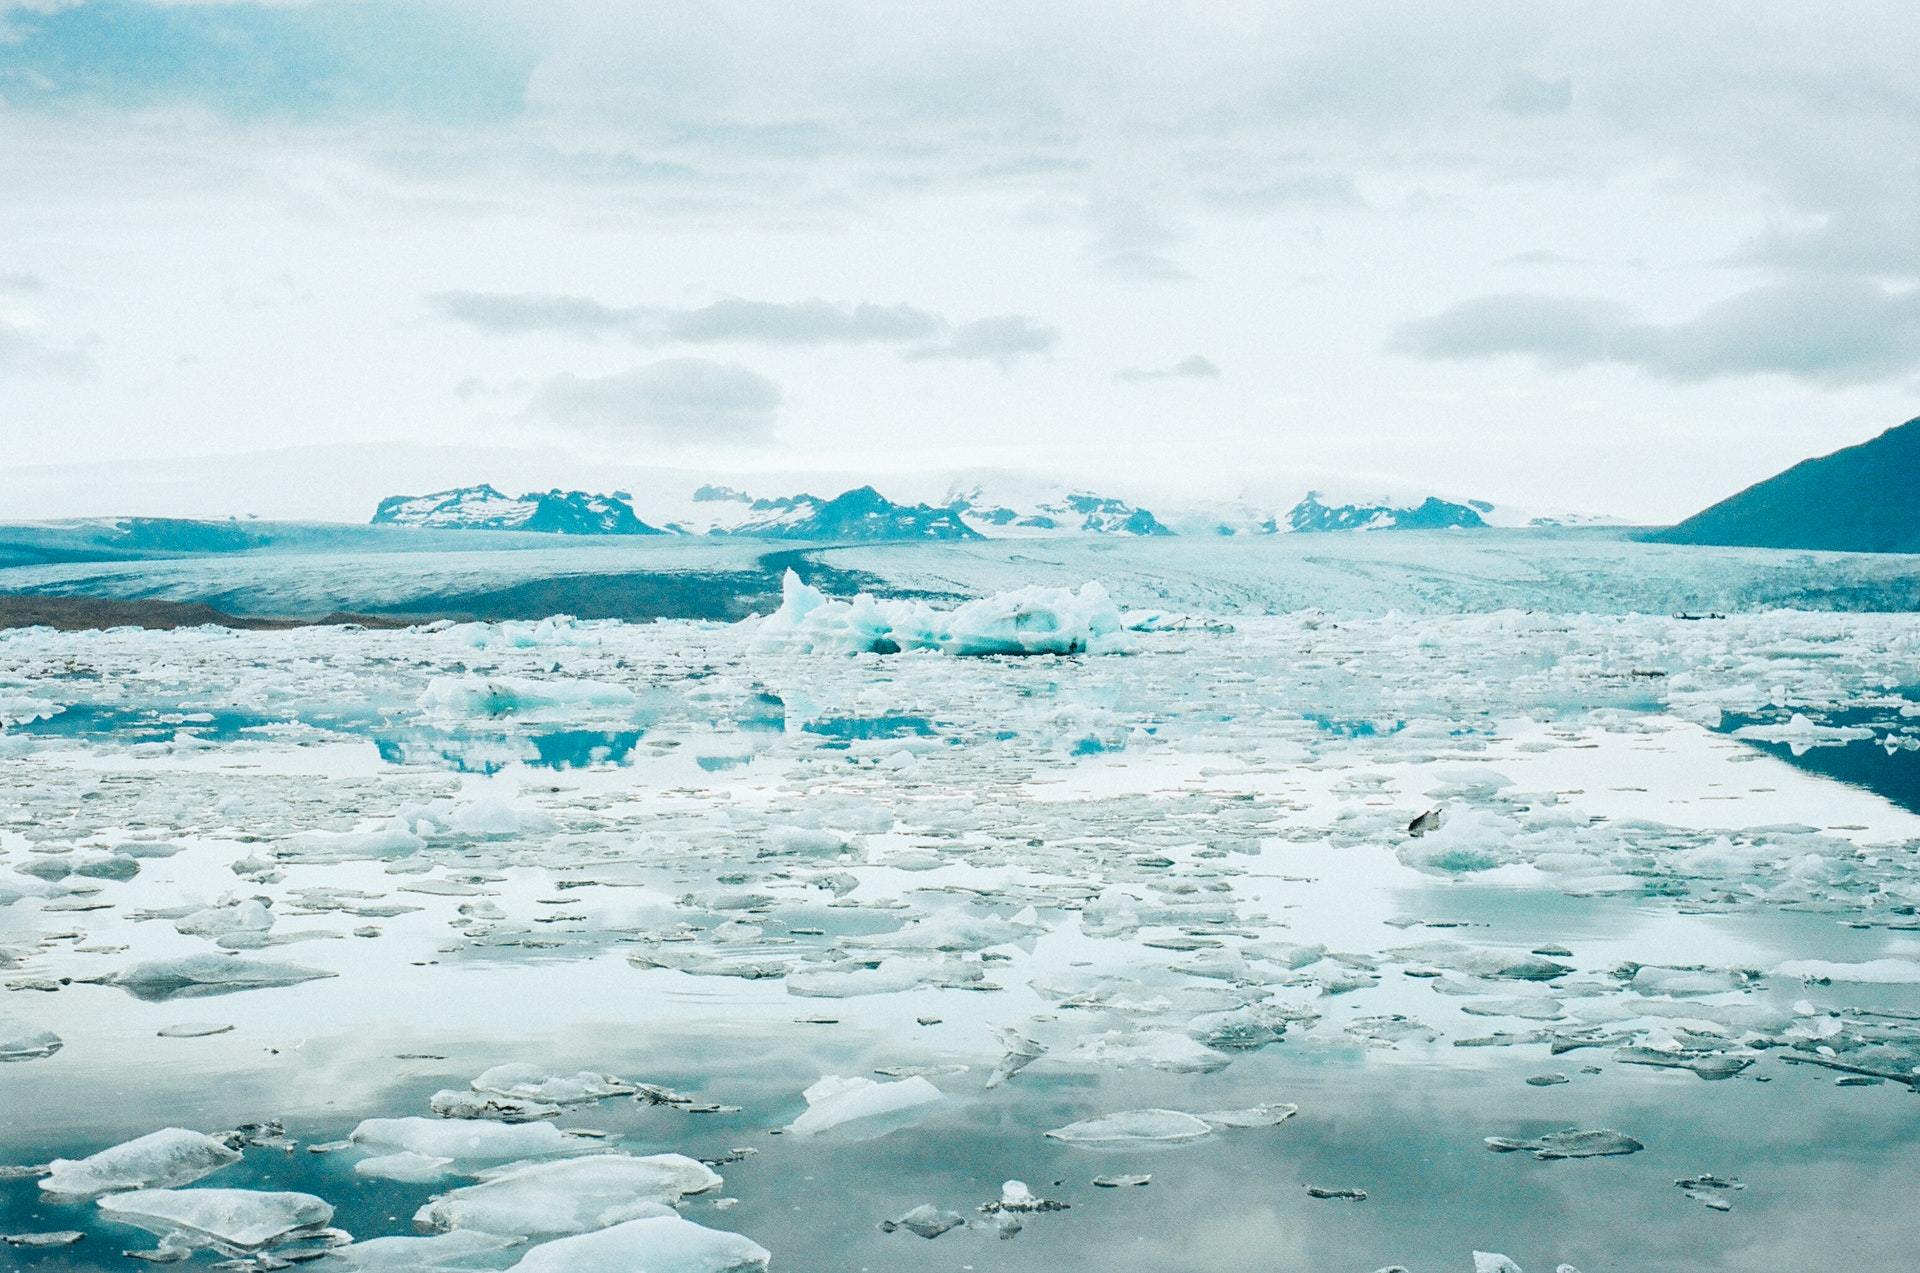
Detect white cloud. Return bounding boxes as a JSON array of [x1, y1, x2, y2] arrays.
[[526, 358, 781, 439]]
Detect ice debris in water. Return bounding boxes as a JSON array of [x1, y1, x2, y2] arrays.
[[3, 1231, 85, 1248], [469, 1064, 636, 1106], [1675, 1174, 1746, 1211], [1045, 1109, 1216, 1145], [0, 1016, 61, 1061], [313, 1229, 521, 1271], [878, 1204, 966, 1239], [415, 1154, 723, 1237], [749, 570, 1131, 656], [417, 674, 638, 717], [96, 1187, 335, 1252], [503, 1215, 769, 1273], [1485, 1129, 1644, 1160], [40, 1129, 242, 1199], [784, 1074, 942, 1136], [348, 1117, 586, 1167], [98, 955, 336, 1000]]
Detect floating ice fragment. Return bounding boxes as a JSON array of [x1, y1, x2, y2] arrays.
[[785, 1074, 942, 1136], [504, 1215, 769, 1273], [348, 1117, 582, 1166], [416, 1154, 720, 1237], [40, 1129, 241, 1199], [470, 1064, 636, 1106], [1045, 1109, 1214, 1145], [985, 1026, 1046, 1089], [1305, 1186, 1366, 1200], [3, 1231, 84, 1248], [1772, 958, 1920, 984], [750, 571, 1131, 657], [355, 1152, 454, 1182], [878, 1204, 966, 1238], [0, 1016, 60, 1061], [100, 955, 336, 1000], [1485, 1129, 1643, 1160], [315, 1229, 521, 1271], [157, 1023, 234, 1039], [418, 675, 638, 717], [430, 1090, 562, 1123], [1092, 1174, 1151, 1187], [1675, 1174, 1745, 1211], [1197, 1103, 1298, 1129], [97, 1187, 334, 1251], [1473, 1255, 1523, 1273]]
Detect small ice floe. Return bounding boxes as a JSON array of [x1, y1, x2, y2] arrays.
[[749, 571, 1131, 657], [878, 1204, 966, 1239], [1485, 1129, 1644, 1160], [40, 1129, 242, 1199], [1045, 1109, 1215, 1145], [417, 674, 638, 717], [310, 1228, 521, 1271], [1196, 1103, 1298, 1129], [1407, 808, 1445, 837], [414, 1154, 721, 1237], [428, 1090, 562, 1123], [98, 955, 336, 1001], [354, 1151, 454, 1183], [347, 1117, 588, 1169], [1305, 1186, 1366, 1201], [784, 1074, 942, 1137], [96, 1187, 336, 1254], [2, 1231, 84, 1248], [1613, 1045, 1752, 1080], [469, 1064, 636, 1106], [156, 1023, 234, 1039], [1092, 1174, 1151, 1187], [503, 1215, 769, 1273], [0, 1016, 60, 1061], [984, 1026, 1046, 1089], [1674, 1174, 1746, 1212], [980, 1180, 1066, 1214], [1772, 958, 1920, 984], [1731, 713, 1873, 753]]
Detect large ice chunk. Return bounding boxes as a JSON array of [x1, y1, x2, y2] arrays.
[[1044, 1109, 1215, 1145], [415, 1154, 722, 1237], [469, 1064, 635, 1106], [96, 1187, 333, 1251], [41, 1129, 242, 1199], [102, 955, 336, 1000], [506, 1215, 769, 1273], [348, 1117, 582, 1166], [418, 675, 638, 717], [0, 1015, 61, 1062], [784, 1074, 942, 1136], [750, 571, 1130, 656]]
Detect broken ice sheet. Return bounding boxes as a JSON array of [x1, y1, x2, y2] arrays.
[[40, 1129, 242, 1199], [97, 955, 336, 1000], [1485, 1129, 1645, 1160], [414, 1154, 721, 1237], [96, 1187, 335, 1252], [783, 1074, 942, 1137]]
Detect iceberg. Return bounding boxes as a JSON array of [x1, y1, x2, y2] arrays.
[[784, 1074, 942, 1136], [415, 1154, 721, 1237], [505, 1215, 769, 1273], [101, 955, 336, 1000], [418, 675, 638, 717], [96, 1187, 334, 1251], [469, 1064, 635, 1106], [41, 1128, 241, 1199], [1044, 1109, 1216, 1145], [749, 570, 1130, 656], [348, 1117, 582, 1166], [0, 1016, 61, 1062]]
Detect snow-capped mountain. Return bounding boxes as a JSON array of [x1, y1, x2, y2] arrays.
[[371, 486, 665, 535], [945, 480, 1174, 537], [1283, 491, 1492, 533], [668, 485, 980, 541]]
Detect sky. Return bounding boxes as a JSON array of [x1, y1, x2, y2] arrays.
[[2, 0, 1917, 522]]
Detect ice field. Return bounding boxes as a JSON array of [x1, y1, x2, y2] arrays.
[[3, 545, 1920, 1270]]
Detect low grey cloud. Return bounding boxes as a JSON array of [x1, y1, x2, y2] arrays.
[[0, 317, 95, 379], [526, 357, 780, 439], [1114, 354, 1221, 383], [1492, 70, 1572, 116], [1392, 280, 1920, 385], [901, 315, 1059, 369], [433, 292, 948, 346], [0, 271, 43, 293]]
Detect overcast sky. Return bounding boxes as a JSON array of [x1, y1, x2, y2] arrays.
[[3, 1, 1917, 520]]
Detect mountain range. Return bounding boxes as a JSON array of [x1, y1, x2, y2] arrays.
[[369, 482, 1543, 541]]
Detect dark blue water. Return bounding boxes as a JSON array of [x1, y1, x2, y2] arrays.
[[1713, 696, 1920, 815]]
